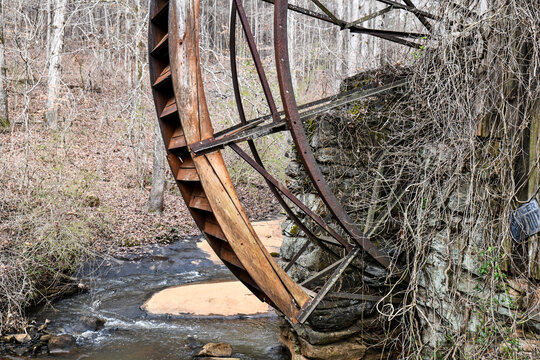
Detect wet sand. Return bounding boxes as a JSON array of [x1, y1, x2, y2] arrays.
[[143, 217, 284, 316], [142, 281, 272, 316], [196, 217, 284, 265]]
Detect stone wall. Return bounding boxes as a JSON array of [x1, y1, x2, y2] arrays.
[[278, 70, 540, 359]]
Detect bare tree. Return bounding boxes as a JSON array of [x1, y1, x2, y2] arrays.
[[0, 0, 8, 128], [147, 117, 166, 214], [44, 0, 68, 129]]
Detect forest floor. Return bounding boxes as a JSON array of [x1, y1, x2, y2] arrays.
[[0, 118, 281, 253]]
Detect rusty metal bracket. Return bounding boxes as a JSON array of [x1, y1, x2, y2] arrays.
[[343, 6, 394, 29]]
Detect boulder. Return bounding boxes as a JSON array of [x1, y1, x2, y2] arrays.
[[10, 346, 30, 357], [197, 342, 233, 357], [40, 334, 53, 343], [48, 334, 76, 354], [264, 344, 290, 360], [79, 316, 106, 331], [1, 335, 14, 343], [299, 337, 367, 360], [186, 335, 203, 349]]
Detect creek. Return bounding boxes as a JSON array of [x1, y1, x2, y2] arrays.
[[29, 236, 285, 360]]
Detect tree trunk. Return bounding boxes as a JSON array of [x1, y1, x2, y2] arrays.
[[147, 116, 166, 214], [45, 0, 68, 129], [0, 0, 8, 128], [334, 0, 344, 89], [347, 0, 359, 76], [46, 0, 52, 53]]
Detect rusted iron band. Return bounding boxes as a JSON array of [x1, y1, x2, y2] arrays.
[[274, 0, 391, 269]]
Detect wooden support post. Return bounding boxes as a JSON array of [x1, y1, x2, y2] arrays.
[[527, 102, 540, 279]]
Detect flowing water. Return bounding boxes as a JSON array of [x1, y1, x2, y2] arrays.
[[29, 236, 286, 360]]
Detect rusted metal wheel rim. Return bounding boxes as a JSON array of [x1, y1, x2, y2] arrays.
[[149, 0, 439, 324]]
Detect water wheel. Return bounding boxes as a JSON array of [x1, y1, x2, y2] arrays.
[[148, 0, 439, 323]]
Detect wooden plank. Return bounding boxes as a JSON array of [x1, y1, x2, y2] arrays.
[[167, 153, 198, 182], [168, 0, 308, 320], [151, 1, 169, 24], [166, 153, 183, 177], [177, 157, 199, 181], [168, 126, 186, 149], [204, 216, 227, 241], [189, 186, 212, 212], [179, 156, 195, 168], [203, 234, 267, 300], [160, 97, 177, 119], [219, 245, 245, 270], [151, 33, 169, 56], [176, 168, 199, 182], [153, 65, 171, 87]]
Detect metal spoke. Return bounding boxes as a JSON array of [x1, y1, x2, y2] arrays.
[[260, 0, 428, 43], [284, 239, 311, 272], [230, 143, 353, 251], [296, 247, 361, 323], [229, 1, 344, 267], [298, 80, 407, 120], [275, 0, 392, 269], [310, 0, 341, 24], [300, 257, 346, 288], [191, 80, 407, 156], [343, 6, 394, 29], [233, 0, 281, 122], [400, 0, 433, 32], [376, 0, 441, 21]]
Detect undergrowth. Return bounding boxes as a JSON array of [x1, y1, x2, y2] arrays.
[[0, 175, 111, 333], [291, 1, 540, 358]]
